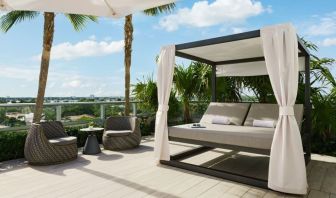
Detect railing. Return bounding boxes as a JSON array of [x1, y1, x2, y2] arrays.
[[0, 101, 140, 132]]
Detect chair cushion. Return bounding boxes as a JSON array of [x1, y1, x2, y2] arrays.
[[105, 130, 132, 137], [200, 102, 250, 126], [243, 103, 304, 130], [169, 123, 274, 150], [48, 136, 77, 146]]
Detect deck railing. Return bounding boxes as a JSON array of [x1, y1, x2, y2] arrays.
[[0, 101, 140, 132]]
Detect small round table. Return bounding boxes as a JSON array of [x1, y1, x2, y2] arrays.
[[80, 127, 104, 155]]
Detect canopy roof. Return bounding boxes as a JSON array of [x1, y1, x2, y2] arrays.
[[0, 0, 176, 18], [175, 30, 310, 76]]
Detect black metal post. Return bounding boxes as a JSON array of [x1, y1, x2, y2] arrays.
[[212, 64, 217, 102], [304, 55, 311, 163]]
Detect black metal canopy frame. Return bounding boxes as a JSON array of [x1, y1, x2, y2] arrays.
[[160, 30, 312, 190]]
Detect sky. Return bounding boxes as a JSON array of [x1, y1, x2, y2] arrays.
[[0, 0, 335, 97]]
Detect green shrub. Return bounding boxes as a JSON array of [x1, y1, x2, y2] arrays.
[[0, 125, 105, 162], [139, 116, 155, 136], [65, 126, 103, 147], [0, 131, 27, 162]]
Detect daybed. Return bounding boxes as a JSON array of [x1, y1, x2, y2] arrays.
[[155, 24, 311, 194], [169, 102, 304, 153]]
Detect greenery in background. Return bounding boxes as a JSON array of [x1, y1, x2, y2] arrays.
[[133, 75, 182, 135], [301, 40, 336, 155], [174, 62, 210, 122], [0, 130, 27, 162], [62, 104, 100, 117], [43, 107, 56, 121]]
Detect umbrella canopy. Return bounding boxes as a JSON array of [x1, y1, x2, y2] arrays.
[[0, 0, 176, 18]]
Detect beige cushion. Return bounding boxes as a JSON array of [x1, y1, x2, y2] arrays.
[[169, 123, 274, 150], [105, 130, 132, 137], [200, 102, 250, 126], [243, 103, 304, 129], [49, 136, 77, 146]]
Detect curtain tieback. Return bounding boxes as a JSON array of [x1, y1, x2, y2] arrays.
[[279, 106, 294, 116], [158, 104, 169, 112]]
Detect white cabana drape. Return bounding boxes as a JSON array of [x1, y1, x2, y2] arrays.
[[261, 24, 307, 194], [154, 45, 175, 163], [0, 0, 176, 18]]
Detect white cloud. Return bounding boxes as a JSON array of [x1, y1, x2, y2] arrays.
[[159, 0, 268, 31], [322, 38, 336, 47], [231, 27, 245, 34], [0, 63, 130, 97], [34, 38, 124, 61], [0, 66, 38, 81], [62, 80, 82, 88], [307, 12, 336, 36]]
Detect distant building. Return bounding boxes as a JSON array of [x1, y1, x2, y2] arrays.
[[90, 94, 95, 99]]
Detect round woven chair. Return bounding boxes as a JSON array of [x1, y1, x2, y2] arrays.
[[24, 121, 77, 165], [103, 116, 141, 151]]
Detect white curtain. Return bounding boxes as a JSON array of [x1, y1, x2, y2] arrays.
[[261, 24, 307, 194], [154, 45, 175, 164]]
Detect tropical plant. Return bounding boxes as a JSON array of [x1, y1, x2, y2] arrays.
[[215, 77, 243, 102], [174, 62, 211, 122], [0, 11, 97, 123], [132, 75, 181, 119], [300, 40, 336, 154], [123, 3, 175, 116], [239, 76, 272, 102], [132, 75, 158, 112]]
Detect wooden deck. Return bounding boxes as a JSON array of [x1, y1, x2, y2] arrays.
[[1, 137, 336, 198]]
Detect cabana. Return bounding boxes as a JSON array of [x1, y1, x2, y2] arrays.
[[154, 23, 311, 195]]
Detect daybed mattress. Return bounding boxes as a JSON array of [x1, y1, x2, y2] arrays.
[[169, 123, 274, 150]]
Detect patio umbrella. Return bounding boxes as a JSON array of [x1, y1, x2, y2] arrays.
[[0, 0, 176, 18]]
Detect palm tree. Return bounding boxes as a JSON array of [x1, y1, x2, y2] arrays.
[[123, 4, 175, 116], [173, 63, 210, 123], [0, 11, 97, 123]]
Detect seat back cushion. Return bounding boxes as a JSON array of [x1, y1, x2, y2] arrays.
[[41, 121, 67, 139], [243, 103, 304, 129], [105, 117, 132, 131], [200, 102, 251, 126]]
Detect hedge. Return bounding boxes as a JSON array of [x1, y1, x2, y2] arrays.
[[0, 125, 99, 162], [0, 123, 153, 162], [0, 130, 27, 162]]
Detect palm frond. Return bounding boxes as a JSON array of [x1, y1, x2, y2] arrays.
[[143, 3, 176, 16], [0, 11, 39, 32], [301, 37, 319, 52], [65, 14, 97, 31]]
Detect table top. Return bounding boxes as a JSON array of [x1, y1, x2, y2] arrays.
[[80, 127, 104, 132]]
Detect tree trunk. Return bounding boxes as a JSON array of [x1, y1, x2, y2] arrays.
[[183, 98, 191, 123], [33, 12, 55, 123], [124, 15, 133, 116]]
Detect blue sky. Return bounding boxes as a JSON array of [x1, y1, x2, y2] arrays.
[[0, 0, 335, 97]]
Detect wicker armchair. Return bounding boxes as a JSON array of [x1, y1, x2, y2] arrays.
[[103, 116, 141, 150], [24, 121, 77, 165]]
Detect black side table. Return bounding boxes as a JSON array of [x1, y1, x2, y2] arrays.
[[80, 127, 104, 155]]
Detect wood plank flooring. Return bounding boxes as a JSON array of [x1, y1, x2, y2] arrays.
[[0, 137, 335, 198]]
